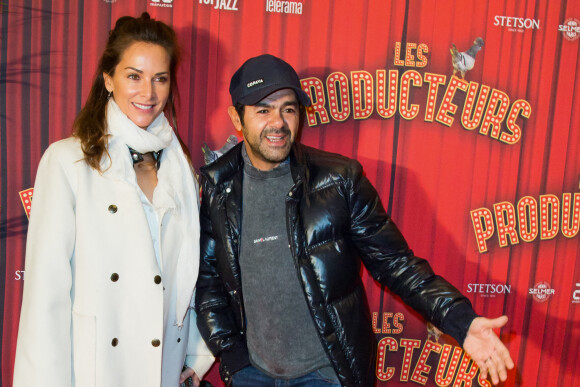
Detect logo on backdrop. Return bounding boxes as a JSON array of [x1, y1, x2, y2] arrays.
[[199, 0, 239, 11], [466, 283, 511, 297], [470, 192, 580, 253], [150, 0, 173, 7], [19, 188, 34, 219], [559, 18, 580, 41], [573, 283, 580, 304], [373, 311, 488, 384], [301, 41, 532, 145], [529, 281, 555, 303], [17, 188, 33, 281], [493, 15, 541, 32], [266, 0, 303, 15]]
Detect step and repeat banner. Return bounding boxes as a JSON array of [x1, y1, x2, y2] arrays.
[[1, 0, 579, 386]]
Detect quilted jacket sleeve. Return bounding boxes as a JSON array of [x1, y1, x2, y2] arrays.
[[345, 159, 477, 345]]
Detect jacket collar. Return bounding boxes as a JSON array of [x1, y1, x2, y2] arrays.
[[200, 142, 245, 186]]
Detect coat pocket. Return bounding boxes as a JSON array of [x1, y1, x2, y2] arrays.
[[72, 311, 96, 387]]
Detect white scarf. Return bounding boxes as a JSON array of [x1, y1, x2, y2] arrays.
[[105, 100, 200, 327]]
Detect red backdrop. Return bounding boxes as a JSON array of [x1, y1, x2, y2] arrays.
[[1, 0, 579, 386]]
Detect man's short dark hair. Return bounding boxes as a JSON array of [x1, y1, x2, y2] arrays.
[[235, 103, 246, 126]]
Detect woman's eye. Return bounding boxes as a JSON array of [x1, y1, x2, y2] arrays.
[[128, 73, 140, 80], [155, 76, 168, 83]]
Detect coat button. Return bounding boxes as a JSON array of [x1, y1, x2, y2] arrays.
[[151, 339, 161, 347], [111, 338, 118, 346], [154, 275, 162, 284], [108, 204, 118, 214], [177, 338, 181, 343], [225, 187, 231, 193], [111, 273, 119, 282]]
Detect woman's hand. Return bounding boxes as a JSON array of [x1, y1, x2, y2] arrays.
[[179, 367, 201, 387]]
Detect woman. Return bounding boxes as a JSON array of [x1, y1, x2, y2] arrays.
[[13, 13, 213, 387]]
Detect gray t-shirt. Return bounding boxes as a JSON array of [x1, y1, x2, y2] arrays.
[[239, 149, 333, 379]]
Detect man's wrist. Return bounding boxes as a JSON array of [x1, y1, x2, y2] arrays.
[[440, 303, 479, 346]]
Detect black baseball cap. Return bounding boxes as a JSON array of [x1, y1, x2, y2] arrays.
[[229, 54, 312, 107]]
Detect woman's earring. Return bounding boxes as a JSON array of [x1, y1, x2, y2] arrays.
[[107, 91, 112, 99]]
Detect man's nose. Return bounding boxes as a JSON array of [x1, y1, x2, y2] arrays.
[[269, 110, 285, 128]]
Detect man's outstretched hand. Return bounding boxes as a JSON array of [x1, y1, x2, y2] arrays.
[[463, 315, 514, 385]]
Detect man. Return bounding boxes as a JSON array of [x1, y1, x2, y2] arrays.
[[195, 54, 514, 387]]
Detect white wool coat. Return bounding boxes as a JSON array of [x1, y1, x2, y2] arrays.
[[13, 135, 213, 387]]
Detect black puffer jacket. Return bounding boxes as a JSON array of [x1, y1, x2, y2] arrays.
[[195, 142, 477, 386]]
